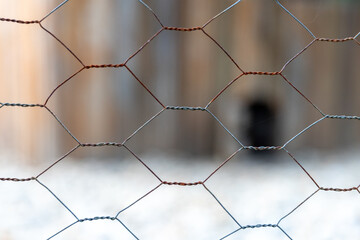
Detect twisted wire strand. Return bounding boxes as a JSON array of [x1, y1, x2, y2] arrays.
[[0, 103, 44, 108], [0, 0, 359, 239], [0, 18, 39, 24]]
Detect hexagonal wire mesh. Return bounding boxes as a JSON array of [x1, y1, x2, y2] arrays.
[[0, 0, 359, 239]]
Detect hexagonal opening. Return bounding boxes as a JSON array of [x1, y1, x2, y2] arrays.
[[38, 146, 160, 218], [204, 0, 315, 72], [46, 67, 163, 146], [285, 119, 360, 189], [124, 109, 242, 182], [41, 0, 162, 65], [0, 21, 81, 103], [205, 149, 317, 226], [207, 74, 323, 149], [126, 29, 242, 106], [282, 40, 360, 116]]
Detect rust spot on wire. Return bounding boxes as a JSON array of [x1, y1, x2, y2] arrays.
[[0, 18, 39, 24], [316, 37, 354, 42]]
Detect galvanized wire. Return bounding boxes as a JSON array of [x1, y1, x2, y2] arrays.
[[0, 0, 359, 239]]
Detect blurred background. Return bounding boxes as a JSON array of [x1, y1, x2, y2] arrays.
[[0, 1, 360, 239], [0, 0, 359, 162]]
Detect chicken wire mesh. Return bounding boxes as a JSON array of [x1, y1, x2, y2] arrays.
[[0, 0, 359, 239]]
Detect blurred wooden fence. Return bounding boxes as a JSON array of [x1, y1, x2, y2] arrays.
[[0, 0, 359, 162]]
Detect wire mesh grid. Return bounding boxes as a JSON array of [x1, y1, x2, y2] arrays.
[[0, 0, 359, 239]]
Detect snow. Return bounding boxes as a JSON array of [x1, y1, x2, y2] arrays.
[[0, 149, 359, 240]]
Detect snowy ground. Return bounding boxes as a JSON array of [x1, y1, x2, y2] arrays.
[[0, 149, 359, 240]]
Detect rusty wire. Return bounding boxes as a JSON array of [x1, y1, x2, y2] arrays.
[[0, 0, 359, 239]]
